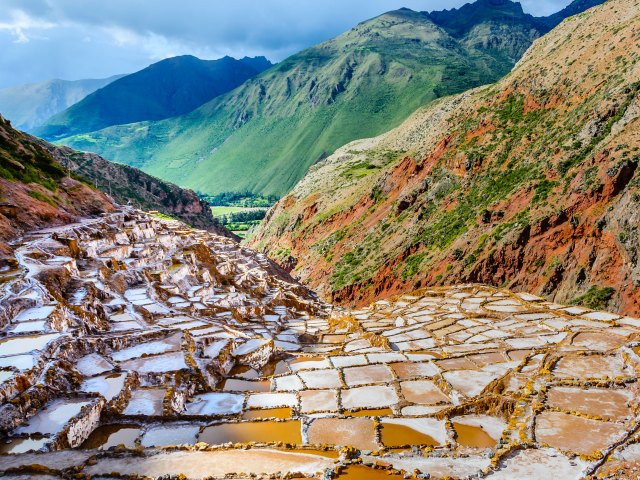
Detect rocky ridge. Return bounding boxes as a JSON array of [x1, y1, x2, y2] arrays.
[[37, 140, 236, 239], [0, 210, 638, 479]]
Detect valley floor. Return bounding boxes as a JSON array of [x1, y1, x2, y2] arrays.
[[0, 211, 638, 479]]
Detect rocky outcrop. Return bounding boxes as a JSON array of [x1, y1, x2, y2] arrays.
[[251, 0, 640, 315]]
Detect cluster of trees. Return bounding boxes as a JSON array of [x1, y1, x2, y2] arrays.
[[199, 191, 277, 208], [219, 209, 267, 226]]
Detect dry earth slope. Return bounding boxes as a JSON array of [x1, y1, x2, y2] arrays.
[[251, 0, 640, 315]]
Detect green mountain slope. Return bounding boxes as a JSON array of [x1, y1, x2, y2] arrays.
[[57, 0, 604, 198], [37, 55, 272, 140], [0, 75, 123, 132]]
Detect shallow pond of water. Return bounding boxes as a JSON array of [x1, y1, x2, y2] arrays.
[[81, 424, 141, 450], [345, 408, 393, 418], [453, 422, 497, 448], [261, 360, 290, 376], [199, 420, 302, 445], [336, 465, 407, 479], [0, 436, 50, 454], [380, 423, 439, 448], [140, 424, 199, 447], [221, 378, 270, 392], [242, 408, 292, 420]]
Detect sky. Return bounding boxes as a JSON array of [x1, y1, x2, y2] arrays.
[[0, 0, 576, 89]]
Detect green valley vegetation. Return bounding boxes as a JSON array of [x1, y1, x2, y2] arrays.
[[48, 1, 601, 198], [206, 192, 275, 238]]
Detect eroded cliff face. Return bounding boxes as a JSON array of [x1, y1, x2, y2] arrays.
[[251, 0, 640, 315]]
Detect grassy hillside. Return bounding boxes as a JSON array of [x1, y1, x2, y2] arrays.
[[55, 2, 583, 198], [250, 0, 640, 315], [37, 55, 272, 140]]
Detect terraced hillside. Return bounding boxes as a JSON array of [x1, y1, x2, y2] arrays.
[[54, 0, 602, 197], [251, 0, 640, 314], [0, 209, 638, 479]]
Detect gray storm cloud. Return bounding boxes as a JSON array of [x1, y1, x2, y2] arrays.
[[0, 0, 574, 88]]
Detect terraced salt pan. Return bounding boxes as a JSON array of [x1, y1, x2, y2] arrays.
[[9, 320, 48, 333], [300, 389, 338, 413], [111, 321, 144, 331], [343, 364, 394, 386], [307, 417, 378, 450], [273, 374, 304, 391], [0, 354, 35, 371], [82, 424, 141, 449], [185, 392, 244, 416], [123, 389, 165, 416], [199, 421, 302, 445], [119, 351, 187, 373], [289, 357, 331, 371], [391, 361, 439, 379], [141, 424, 199, 447], [553, 354, 631, 379], [366, 454, 490, 478], [0, 436, 51, 454], [486, 448, 587, 479], [341, 385, 399, 410], [76, 354, 114, 376], [298, 369, 342, 388], [571, 331, 627, 351], [535, 411, 627, 455], [401, 405, 449, 416], [400, 380, 450, 404], [222, 378, 270, 392], [442, 369, 502, 397], [85, 449, 334, 478], [16, 399, 91, 435], [13, 306, 56, 322], [0, 333, 61, 356], [246, 392, 297, 409], [546, 386, 634, 420], [330, 355, 368, 368], [80, 373, 126, 401], [380, 417, 447, 446]]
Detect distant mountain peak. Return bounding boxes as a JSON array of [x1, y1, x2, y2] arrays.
[[36, 54, 272, 141]]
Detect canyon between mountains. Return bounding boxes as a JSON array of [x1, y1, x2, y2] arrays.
[[0, 0, 639, 479]]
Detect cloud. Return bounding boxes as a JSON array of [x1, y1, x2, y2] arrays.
[[0, 0, 576, 88], [0, 9, 54, 44]]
